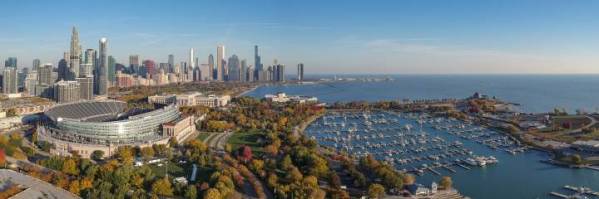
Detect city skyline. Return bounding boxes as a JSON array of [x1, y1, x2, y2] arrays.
[[3, 0, 599, 74]]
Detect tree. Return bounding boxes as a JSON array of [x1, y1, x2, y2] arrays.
[[439, 176, 453, 190], [0, 149, 5, 168], [402, 174, 416, 185], [62, 159, 79, 176], [91, 150, 105, 161], [368, 183, 385, 199], [184, 185, 197, 199], [238, 145, 252, 163], [572, 154, 583, 165], [68, 180, 81, 195], [141, 147, 155, 161], [329, 172, 342, 189], [151, 177, 174, 197], [204, 188, 222, 199], [117, 146, 134, 165]]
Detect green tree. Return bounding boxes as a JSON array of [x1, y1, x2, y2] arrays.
[[91, 150, 105, 161], [368, 183, 385, 199], [184, 185, 197, 199], [62, 159, 79, 176]]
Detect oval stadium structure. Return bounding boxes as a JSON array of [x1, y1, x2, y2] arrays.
[[38, 100, 197, 158]]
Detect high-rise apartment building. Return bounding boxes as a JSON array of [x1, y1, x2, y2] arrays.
[[297, 63, 304, 81], [54, 80, 80, 103], [2, 68, 18, 94], [76, 77, 93, 100]]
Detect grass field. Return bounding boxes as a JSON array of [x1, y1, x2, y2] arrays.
[[227, 130, 265, 155], [196, 132, 211, 141], [149, 161, 188, 178]]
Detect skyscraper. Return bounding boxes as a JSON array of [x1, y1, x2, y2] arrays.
[[208, 54, 214, 81], [4, 57, 17, 68], [227, 55, 240, 81], [297, 63, 304, 81], [2, 68, 18, 94], [54, 80, 80, 103], [254, 45, 262, 81], [168, 54, 174, 73], [240, 59, 247, 82], [108, 56, 116, 83], [32, 59, 41, 71], [189, 48, 195, 69], [76, 77, 93, 100], [216, 45, 225, 81], [129, 55, 140, 74], [69, 27, 81, 79], [57, 59, 69, 80], [38, 64, 54, 86], [97, 37, 108, 95]]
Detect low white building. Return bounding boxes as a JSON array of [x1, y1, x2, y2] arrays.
[[148, 92, 230, 107], [572, 140, 599, 152], [264, 92, 318, 103]]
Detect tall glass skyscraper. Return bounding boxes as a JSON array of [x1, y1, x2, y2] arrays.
[[217, 45, 225, 81], [97, 38, 108, 95]]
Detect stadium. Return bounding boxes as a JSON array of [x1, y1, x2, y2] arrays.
[[37, 100, 197, 158]]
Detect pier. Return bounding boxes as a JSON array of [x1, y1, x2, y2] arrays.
[[428, 168, 441, 175], [549, 192, 569, 198], [457, 163, 471, 170], [443, 165, 457, 173]]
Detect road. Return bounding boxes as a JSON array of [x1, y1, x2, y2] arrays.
[[204, 132, 233, 151]]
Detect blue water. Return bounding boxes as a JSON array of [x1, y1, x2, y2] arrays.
[[248, 75, 599, 113], [246, 75, 599, 199]]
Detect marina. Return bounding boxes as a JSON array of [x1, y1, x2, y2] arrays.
[[250, 77, 599, 199], [306, 111, 517, 176]]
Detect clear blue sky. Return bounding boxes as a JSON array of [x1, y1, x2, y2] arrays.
[[2, 0, 599, 74]]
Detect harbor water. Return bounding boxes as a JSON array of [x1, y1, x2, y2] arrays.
[[245, 75, 599, 199]]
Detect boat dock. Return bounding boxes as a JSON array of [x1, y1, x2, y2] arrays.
[[457, 163, 471, 170], [428, 168, 441, 175], [549, 192, 569, 198], [443, 165, 456, 173]]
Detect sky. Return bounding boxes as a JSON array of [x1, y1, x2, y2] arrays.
[[2, 0, 599, 74]]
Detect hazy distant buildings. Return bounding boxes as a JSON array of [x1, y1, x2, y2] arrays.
[[129, 55, 140, 74], [208, 54, 214, 80], [32, 59, 41, 71], [227, 55, 240, 81], [168, 54, 175, 73], [4, 57, 17, 68]]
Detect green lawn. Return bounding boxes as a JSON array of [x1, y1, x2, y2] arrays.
[[196, 133, 211, 142], [149, 161, 188, 178], [227, 130, 265, 155]]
